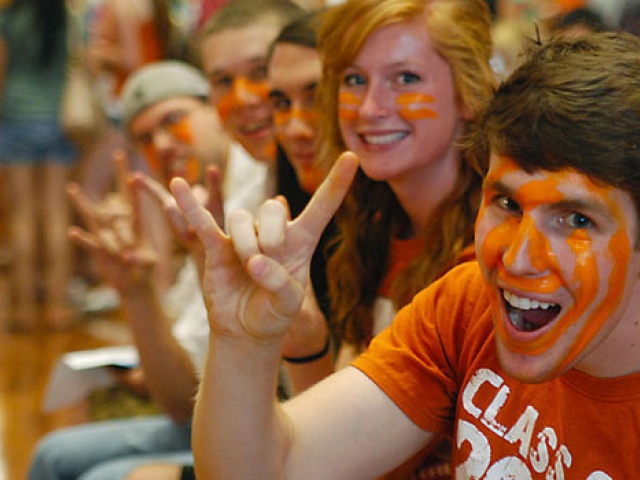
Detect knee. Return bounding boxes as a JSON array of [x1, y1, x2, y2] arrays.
[[28, 432, 72, 479]]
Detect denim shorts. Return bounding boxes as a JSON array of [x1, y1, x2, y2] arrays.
[[0, 119, 77, 166]]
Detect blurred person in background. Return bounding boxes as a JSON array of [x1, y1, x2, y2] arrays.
[[0, 0, 78, 330]]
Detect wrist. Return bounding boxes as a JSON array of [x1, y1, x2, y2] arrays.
[[282, 337, 331, 364]]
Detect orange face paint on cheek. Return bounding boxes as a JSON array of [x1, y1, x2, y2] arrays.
[[273, 111, 289, 127], [215, 92, 234, 121], [549, 197, 632, 374], [240, 77, 270, 100], [142, 117, 201, 186], [489, 167, 633, 371], [142, 145, 161, 176], [167, 117, 200, 184], [273, 108, 317, 128], [396, 93, 438, 120], [338, 91, 361, 120], [215, 77, 271, 121]]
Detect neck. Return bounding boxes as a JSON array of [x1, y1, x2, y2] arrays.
[[391, 153, 461, 240]]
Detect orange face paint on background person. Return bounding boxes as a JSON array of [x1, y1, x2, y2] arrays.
[[475, 154, 640, 382], [212, 74, 276, 162], [121, 61, 230, 188], [202, 22, 283, 164], [269, 38, 324, 194], [138, 110, 201, 185], [129, 96, 228, 187]]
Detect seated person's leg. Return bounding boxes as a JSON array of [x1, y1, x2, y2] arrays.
[[80, 452, 193, 480], [28, 416, 192, 479]]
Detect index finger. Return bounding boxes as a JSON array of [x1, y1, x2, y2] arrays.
[[170, 176, 226, 252], [294, 151, 358, 239]]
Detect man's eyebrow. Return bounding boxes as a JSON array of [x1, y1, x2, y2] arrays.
[[482, 178, 512, 196], [548, 198, 613, 218], [484, 177, 614, 217], [206, 56, 266, 78]]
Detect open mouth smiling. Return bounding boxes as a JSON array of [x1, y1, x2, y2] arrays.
[[503, 290, 561, 333], [360, 132, 408, 146]]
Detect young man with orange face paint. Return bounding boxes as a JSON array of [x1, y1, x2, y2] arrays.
[[174, 32, 640, 479], [198, 0, 306, 165], [121, 61, 228, 187]]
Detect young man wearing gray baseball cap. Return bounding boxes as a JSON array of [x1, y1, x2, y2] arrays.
[[28, 59, 268, 480]]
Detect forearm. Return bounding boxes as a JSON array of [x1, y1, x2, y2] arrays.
[[193, 335, 292, 479], [120, 283, 199, 422]]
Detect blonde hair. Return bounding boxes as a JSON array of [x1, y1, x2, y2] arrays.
[[319, 0, 495, 349]]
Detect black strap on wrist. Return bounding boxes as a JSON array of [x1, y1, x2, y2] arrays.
[[282, 337, 331, 364]]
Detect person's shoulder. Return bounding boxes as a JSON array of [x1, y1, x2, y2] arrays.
[[412, 261, 491, 325], [431, 261, 487, 296]]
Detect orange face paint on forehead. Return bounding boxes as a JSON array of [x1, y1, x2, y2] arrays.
[[338, 91, 361, 121], [480, 155, 634, 373], [215, 76, 271, 121], [396, 93, 438, 121]]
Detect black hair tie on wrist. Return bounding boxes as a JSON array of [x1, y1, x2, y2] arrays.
[[282, 337, 331, 364]]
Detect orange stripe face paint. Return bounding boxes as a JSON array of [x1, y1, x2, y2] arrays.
[[478, 155, 635, 375], [142, 115, 201, 186], [396, 93, 438, 121], [273, 106, 317, 128], [215, 76, 271, 122], [338, 91, 361, 121]]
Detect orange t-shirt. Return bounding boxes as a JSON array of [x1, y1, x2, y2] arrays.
[[354, 261, 640, 478]]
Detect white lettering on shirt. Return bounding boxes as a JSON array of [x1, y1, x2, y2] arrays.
[[456, 368, 612, 479]]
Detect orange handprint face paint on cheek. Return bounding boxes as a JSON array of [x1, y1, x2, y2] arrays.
[[338, 91, 361, 121], [396, 93, 438, 121], [477, 155, 636, 377]]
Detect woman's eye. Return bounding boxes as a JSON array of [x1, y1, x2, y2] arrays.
[[343, 73, 366, 87], [397, 72, 421, 85], [561, 212, 593, 229]]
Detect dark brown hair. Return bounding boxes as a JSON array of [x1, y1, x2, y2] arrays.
[[466, 31, 640, 240]]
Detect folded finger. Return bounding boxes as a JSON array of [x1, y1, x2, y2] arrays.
[[246, 254, 304, 318], [227, 209, 259, 264], [257, 199, 286, 260]]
